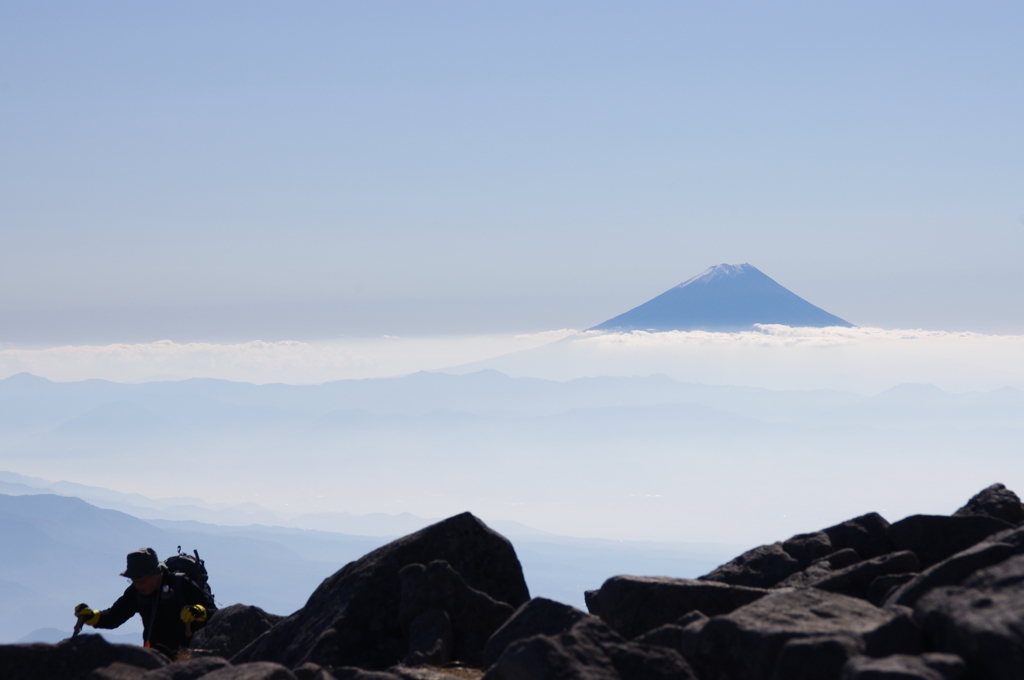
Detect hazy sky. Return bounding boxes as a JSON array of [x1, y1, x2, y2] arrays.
[[2, 1, 1023, 346]]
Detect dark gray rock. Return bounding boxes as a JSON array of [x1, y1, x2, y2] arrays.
[[885, 524, 1024, 608], [841, 653, 966, 680], [292, 664, 338, 680], [483, 597, 588, 667], [483, 617, 698, 680], [330, 668, 400, 680], [771, 634, 863, 680], [783, 532, 835, 564], [811, 551, 921, 600], [88, 663, 149, 680], [144, 657, 231, 680], [399, 560, 514, 666], [633, 611, 708, 662], [696, 588, 904, 680], [914, 553, 1024, 680], [826, 549, 867, 570], [823, 513, 894, 560], [0, 635, 168, 680], [584, 590, 598, 613], [383, 667, 463, 680], [953, 483, 1024, 525], [774, 549, 864, 589], [404, 608, 452, 667], [861, 605, 924, 658], [191, 605, 283, 661], [867, 574, 917, 606], [234, 513, 529, 670], [700, 542, 803, 589], [202, 663, 297, 680], [888, 514, 1011, 569], [588, 575, 766, 639]]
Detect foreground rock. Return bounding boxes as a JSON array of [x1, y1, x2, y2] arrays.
[[914, 553, 1024, 680], [201, 663, 297, 680], [886, 523, 1024, 608], [952, 483, 1024, 525], [695, 588, 920, 680], [192, 605, 284, 660], [398, 559, 514, 666], [587, 575, 766, 638], [15, 483, 1024, 680], [483, 597, 588, 667], [841, 653, 966, 680], [0, 635, 168, 680], [888, 514, 1011, 569], [145, 657, 232, 680], [700, 513, 893, 589], [234, 512, 529, 670], [483, 616, 697, 680], [632, 611, 708, 663]]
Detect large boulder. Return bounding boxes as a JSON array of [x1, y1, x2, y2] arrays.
[[191, 605, 284, 660], [483, 598, 589, 667], [952, 483, 1024, 525], [483, 617, 698, 680], [234, 513, 529, 670], [914, 553, 1024, 680], [588, 575, 766, 639], [695, 588, 914, 680], [885, 524, 1024, 608], [888, 515, 1011, 569], [0, 635, 168, 680], [398, 560, 514, 666]]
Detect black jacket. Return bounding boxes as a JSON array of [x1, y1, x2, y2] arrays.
[[96, 570, 216, 655]]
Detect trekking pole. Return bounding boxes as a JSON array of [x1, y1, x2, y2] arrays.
[[185, 621, 192, 638], [72, 617, 85, 638]]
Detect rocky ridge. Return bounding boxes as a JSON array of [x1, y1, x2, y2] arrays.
[[4, 485, 1024, 680]]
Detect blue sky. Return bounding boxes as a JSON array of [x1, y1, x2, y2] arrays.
[[2, 1, 1022, 344]]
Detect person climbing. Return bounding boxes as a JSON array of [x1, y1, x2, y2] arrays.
[[74, 547, 216, 657]]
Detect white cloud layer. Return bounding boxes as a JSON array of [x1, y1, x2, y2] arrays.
[[0, 331, 579, 384], [1, 326, 1022, 392], [456, 325, 1024, 393]]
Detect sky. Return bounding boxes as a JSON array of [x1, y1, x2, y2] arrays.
[[2, 1, 1023, 352]]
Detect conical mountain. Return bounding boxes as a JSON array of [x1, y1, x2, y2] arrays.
[[590, 263, 852, 332]]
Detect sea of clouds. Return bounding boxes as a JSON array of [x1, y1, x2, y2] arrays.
[[1, 326, 1023, 392]]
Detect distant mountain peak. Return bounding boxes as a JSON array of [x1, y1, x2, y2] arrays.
[[590, 263, 852, 332], [675, 263, 756, 288]]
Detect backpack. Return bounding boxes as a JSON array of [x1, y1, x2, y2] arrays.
[[165, 546, 214, 604]]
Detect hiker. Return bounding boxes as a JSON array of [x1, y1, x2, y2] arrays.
[[74, 547, 216, 656]]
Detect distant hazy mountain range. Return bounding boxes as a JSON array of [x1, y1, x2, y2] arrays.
[[591, 263, 852, 332]]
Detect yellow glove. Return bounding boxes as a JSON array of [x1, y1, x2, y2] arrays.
[[74, 603, 100, 626], [180, 604, 207, 623]]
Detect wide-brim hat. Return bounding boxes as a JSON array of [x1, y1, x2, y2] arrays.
[[121, 547, 164, 578]]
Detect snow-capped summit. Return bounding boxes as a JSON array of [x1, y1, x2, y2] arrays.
[[590, 263, 852, 332]]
